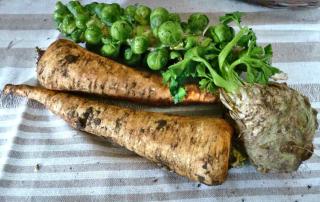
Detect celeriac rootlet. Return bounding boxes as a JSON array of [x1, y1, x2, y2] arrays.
[[3, 84, 233, 185]]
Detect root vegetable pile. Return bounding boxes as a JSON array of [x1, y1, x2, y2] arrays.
[[50, 1, 319, 172]]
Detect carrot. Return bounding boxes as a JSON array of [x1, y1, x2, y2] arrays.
[[3, 84, 232, 185], [36, 39, 217, 105]]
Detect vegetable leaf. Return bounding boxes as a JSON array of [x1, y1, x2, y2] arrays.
[[219, 11, 244, 27]]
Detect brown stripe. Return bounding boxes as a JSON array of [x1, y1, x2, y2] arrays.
[[0, 186, 318, 201], [6, 149, 136, 159]]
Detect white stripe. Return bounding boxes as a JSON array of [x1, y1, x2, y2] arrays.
[[0, 30, 59, 48], [254, 30, 320, 43], [0, 0, 271, 14], [0, 107, 53, 116], [0, 169, 166, 181], [0, 118, 67, 128], [314, 138, 320, 145], [0, 143, 127, 153], [0, 68, 36, 91], [250, 24, 320, 31], [0, 177, 319, 196], [273, 62, 320, 84], [1, 156, 148, 166], [0, 131, 79, 140], [312, 102, 320, 109]]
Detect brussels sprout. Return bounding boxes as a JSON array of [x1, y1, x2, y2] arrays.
[[158, 21, 183, 46], [75, 14, 90, 29], [110, 20, 132, 42], [150, 7, 169, 30], [67, 1, 86, 17], [86, 16, 104, 29], [61, 15, 77, 34], [53, 9, 66, 23], [70, 29, 84, 43], [93, 3, 105, 17], [187, 13, 209, 34], [101, 42, 120, 58], [124, 48, 141, 65], [131, 36, 149, 54], [205, 24, 234, 43], [55, 1, 68, 12], [125, 5, 136, 18], [147, 49, 169, 70], [134, 25, 150, 36], [84, 2, 98, 15], [184, 35, 198, 49], [101, 4, 121, 25], [133, 25, 157, 45], [168, 13, 181, 23], [84, 26, 102, 45], [134, 5, 151, 25], [170, 51, 182, 60]]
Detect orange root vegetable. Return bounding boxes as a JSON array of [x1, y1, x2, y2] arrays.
[[3, 84, 232, 185], [36, 39, 217, 105]]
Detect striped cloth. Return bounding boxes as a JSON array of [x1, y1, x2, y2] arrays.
[[1, 0, 320, 201]]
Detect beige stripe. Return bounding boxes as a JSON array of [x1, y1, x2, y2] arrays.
[[16, 124, 70, 133], [0, 186, 318, 200], [2, 162, 157, 174], [270, 42, 320, 63], [0, 175, 186, 188], [21, 112, 57, 121], [0, 14, 53, 30]]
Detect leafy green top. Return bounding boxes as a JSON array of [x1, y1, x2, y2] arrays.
[[163, 12, 280, 103]]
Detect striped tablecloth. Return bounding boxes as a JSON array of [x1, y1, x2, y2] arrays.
[[1, 0, 320, 201]]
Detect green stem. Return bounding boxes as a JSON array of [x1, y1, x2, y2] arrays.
[[218, 27, 249, 71], [192, 56, 238, 92]]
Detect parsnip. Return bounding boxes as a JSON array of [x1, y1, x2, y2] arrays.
[[3, 84, 232, 185], [37, 39, 217, 105]]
